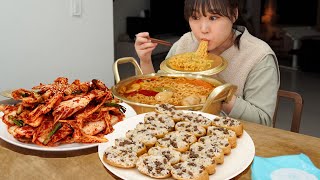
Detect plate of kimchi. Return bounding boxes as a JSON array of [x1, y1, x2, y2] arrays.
[[0, 77, 136, 151]]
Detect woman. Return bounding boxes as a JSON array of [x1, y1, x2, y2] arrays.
[[134, 0, 279, 126]]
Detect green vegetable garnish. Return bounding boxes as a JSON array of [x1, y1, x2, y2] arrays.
[[43, 122, 62, 145], [104, 103, 126, 114], [13, 119, 24, 127], [21, 93, 28, 98]]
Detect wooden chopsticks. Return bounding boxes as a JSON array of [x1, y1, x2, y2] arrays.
[[149, 38, 173, 47]]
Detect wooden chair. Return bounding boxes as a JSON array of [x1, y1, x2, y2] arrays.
[[273, 90, 304, 133]]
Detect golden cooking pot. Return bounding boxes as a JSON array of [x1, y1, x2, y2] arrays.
[[112, 57, 237, 115]]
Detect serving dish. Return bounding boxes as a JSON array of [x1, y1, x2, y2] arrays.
[[159, 40, 227, 76], [160, 53, 228, 76], [98, 111, 255, 180], [0, 103, 136, 151], [112, 57, 237, 115]]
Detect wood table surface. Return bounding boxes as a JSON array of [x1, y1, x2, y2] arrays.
[[1, 119, 319, 180]]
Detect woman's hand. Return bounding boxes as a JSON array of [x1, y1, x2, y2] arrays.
[[134, 32, 157, 62], [222, 95, 236, 114]]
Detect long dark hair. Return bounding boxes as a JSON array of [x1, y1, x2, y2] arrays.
[[184, 0, 241, 48]]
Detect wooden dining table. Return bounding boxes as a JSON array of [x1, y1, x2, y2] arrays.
[[0, 113, 319, 180]]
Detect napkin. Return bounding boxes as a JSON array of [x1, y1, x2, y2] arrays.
[[251, 153, 320, 180]]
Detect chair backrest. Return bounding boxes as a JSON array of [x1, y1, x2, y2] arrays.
[[273, 90, 304, 133]]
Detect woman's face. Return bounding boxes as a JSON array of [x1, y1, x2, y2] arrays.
[[189, 11, 235, 53]]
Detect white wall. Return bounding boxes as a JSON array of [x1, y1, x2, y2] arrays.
[[0, 0, 114, 100]]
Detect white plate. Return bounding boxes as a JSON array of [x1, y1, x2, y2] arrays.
[[98, 112, 255, 180], [0, 103, 137, 151]]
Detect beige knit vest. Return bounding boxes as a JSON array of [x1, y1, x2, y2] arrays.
[[174, 26, 277, 96]]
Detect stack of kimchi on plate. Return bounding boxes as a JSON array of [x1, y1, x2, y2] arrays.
[[0, 77, 126, 146]]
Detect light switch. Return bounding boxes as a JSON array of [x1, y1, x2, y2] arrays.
[[71, 0, 82, 16]]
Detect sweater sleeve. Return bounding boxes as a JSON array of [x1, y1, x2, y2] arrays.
[[228, 54, 280, 126]]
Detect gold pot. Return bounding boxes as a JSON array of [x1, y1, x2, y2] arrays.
[[112, 57, 237, 115]]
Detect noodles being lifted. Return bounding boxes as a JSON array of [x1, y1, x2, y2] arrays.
[[118, 76, 215, 106], [0, 77, 126, 146], [167, 40, 213, 71], [195, 40, 209, 58]]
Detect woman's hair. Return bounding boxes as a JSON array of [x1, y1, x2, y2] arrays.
[[184, 0, 242, 48]]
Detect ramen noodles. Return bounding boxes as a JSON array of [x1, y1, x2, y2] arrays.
[[195, 40, 209, 58], [117, 76, 215, 106], [167, 40, 213, 71]]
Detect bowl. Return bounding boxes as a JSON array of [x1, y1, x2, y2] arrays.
[[160, 52, 228, 76]]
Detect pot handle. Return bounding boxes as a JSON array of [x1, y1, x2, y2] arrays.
[[201, 83, 237, 113], [113, 57, 143, 83]]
